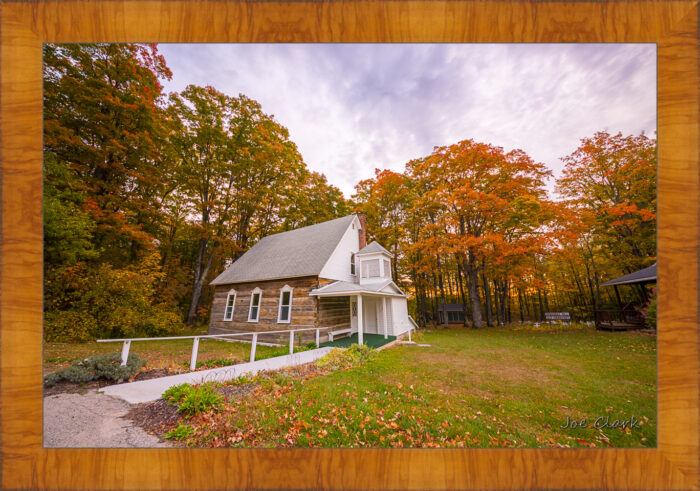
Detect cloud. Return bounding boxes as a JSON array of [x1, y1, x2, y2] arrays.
[[157, 43, 656, 197]]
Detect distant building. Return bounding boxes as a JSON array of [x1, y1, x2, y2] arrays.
[[437, 303, 466, 324]]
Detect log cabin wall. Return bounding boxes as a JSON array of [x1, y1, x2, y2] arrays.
[[317, 297, 351, 332], [209, 276, 319, 343]]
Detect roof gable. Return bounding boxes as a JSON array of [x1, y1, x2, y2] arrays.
[[210, 215, 357, 285], [309, 279, 406, 297], [356, 241, 393, 257]]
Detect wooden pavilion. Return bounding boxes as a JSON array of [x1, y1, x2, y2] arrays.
[[595, 263, 656, 331]]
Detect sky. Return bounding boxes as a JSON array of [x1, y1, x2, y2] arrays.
[[157, 43, 656, 197]]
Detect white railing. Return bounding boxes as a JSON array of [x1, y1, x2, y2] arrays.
[[407, 315, 420, 342], [97, 326, 335, 369]]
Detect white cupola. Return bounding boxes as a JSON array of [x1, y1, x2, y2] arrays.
[[355, 241, 394, 285]]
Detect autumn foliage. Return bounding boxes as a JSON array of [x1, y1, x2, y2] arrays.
[[43, 43, 656, 340]]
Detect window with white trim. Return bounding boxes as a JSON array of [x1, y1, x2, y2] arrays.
[[350, 253, 356, 275], [362, 259, 380, 278], [223, 289, 236, 321], [248, 288, 262, 322], [277, 285, 293, 323], [383, 259, 391, 278]]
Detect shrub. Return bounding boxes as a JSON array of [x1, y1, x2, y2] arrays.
[[227, 374, 253, 386], [138, 308, 185, 337], [316, 344, 375, 370], [165, 424, 194, 440], [43, 253, 186, 342], [44, 310, 98, 342], [163, 383, 193, 405], [43, 352, 143, 387], [162, 382, 222, 417]]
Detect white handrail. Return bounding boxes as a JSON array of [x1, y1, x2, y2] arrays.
[[96, 326, 324, 343], [97, 326, 334, 368]]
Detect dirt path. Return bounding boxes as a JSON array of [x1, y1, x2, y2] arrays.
[[44, 390, 171, 448]]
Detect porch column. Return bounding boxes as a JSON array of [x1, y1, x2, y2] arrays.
[[357, 294, 364, 345], [383, 297, 389, 339]]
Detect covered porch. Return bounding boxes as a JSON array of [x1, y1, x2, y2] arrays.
[[310, 280, 409, 346]]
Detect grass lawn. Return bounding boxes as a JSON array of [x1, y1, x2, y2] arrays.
[[171, 325, 656, 448], [43, 335, 312, 375]]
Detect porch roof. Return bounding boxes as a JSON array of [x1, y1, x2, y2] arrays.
[[309, 280, 406, 297], [601, 263, 657, 286]]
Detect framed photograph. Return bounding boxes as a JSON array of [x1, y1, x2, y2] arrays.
[[1, 1, 698, 490]]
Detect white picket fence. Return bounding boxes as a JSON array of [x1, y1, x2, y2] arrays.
[[97, 326, 335, 369]]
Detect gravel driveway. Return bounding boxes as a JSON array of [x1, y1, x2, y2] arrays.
[[44, 390, 171, 448]]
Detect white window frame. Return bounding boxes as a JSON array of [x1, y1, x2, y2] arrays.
[[223, 289, 237, 321], [350, 253, 356, 276], [248, 287, 262, 322], [277, 285, 294, 324], [383, 259, 391, 278]]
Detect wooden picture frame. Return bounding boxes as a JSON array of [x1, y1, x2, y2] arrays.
[[1, 1, 697, 489]]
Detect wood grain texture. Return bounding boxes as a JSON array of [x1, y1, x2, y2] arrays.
[[1, 1, 698, 489]]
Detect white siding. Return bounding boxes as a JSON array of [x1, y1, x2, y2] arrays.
[[318, 216, 362, 282], [390, 297, 411, 336]]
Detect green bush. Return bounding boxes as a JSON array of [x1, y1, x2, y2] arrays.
[[138, 308, 185, 337], [165, 424, 194, 440], [316, 344, 375, 370], [163, 383, 193, 404], [44, 310, 98, 343], [43, 352, 143, 387], [162, 382, 222, 417], [43, 253, 185, 342]]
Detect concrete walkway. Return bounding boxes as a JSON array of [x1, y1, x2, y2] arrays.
[[100, 346, 336, 404], [44, 391, 170, 448]]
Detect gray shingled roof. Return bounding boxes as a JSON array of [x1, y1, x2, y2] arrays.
[[357, 240, 393, 257], [601, 263, 657, 286], [210, 215, 357, 285]]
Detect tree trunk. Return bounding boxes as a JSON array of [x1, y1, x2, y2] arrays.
[[585, 242, 602, 311], [187, 238, 215, 326], [537, 289, 545, 322], [436, 255, 449, 329], [456, 260, 469, 327], [482, 273, 494, 327], [518, 288, 525, 323], [493, 279, 501, 326], [506, 280, 512, 324], [463, 254, 483, 329]]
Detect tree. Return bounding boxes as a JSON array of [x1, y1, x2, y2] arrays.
[[43, 43, 186, 341], [556, 131, 656, 272], [168, 85, 310, 325], [556, 131, 656, 304], [409, 140, 551, 328], [43, 43, 173, 266]]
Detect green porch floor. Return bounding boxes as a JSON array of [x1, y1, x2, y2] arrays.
[[320, 333, 396, 349]]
